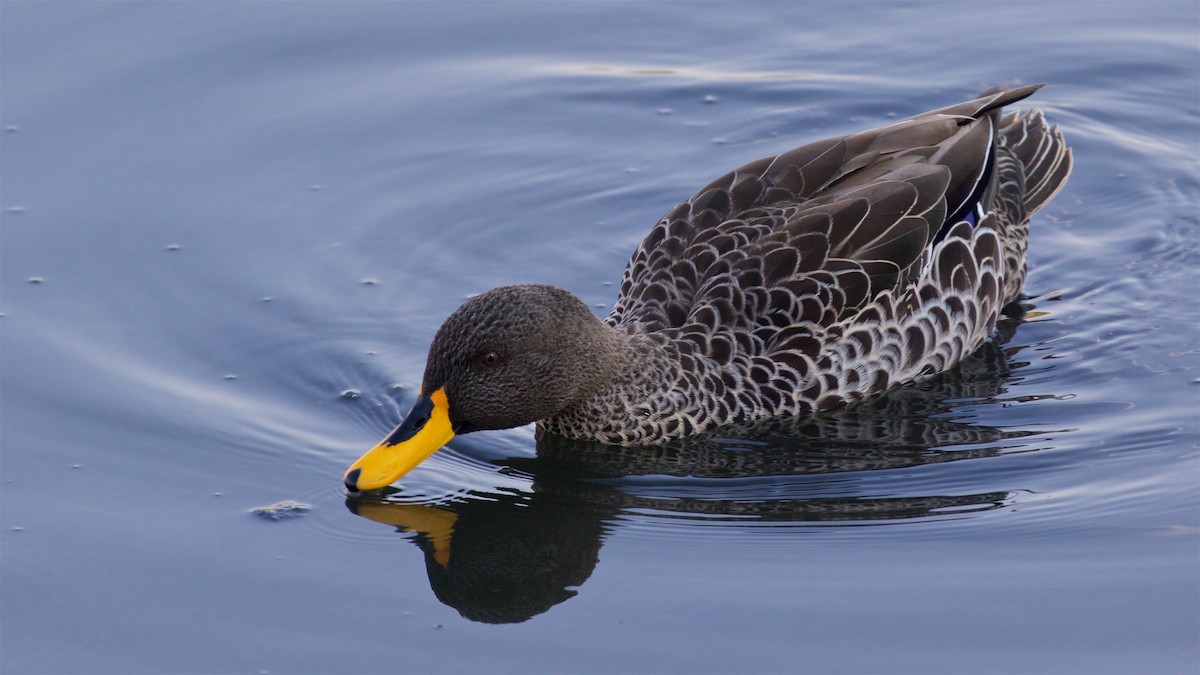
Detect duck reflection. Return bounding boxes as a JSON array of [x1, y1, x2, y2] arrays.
[[347, 493, 607, 624], [344, 317, 1054, 623]]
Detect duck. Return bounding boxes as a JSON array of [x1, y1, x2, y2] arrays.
[[344, 83, 1072, 492]]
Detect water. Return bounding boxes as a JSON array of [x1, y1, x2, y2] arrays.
[[2, 2, 1197, 673]]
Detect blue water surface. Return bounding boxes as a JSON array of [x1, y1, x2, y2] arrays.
[[2, 2, 1198, 674]]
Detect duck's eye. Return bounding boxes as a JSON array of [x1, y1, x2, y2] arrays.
[[481, 351, 501, 367]]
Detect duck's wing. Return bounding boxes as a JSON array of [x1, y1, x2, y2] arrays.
[[606, 84, 1047, 339]]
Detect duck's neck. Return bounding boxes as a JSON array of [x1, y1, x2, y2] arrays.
[[540, 326, 708, 446]]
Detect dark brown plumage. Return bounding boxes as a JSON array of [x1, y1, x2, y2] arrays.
[[415, 85, 1073, 446]]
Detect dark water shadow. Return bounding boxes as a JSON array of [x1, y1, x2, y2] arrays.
[[343, 313, 1063, 623]]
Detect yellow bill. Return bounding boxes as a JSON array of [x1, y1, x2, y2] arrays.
[[343, 387, 455, 492]]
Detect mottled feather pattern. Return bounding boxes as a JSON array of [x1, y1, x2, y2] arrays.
[[533, 319, 1037, 479], [541, 86, 1072, 445]]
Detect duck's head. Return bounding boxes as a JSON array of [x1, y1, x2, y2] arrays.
[[344, 284, 624, 492]]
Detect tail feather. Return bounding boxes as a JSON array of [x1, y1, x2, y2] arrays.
[[1001, 109, 1074, 215]]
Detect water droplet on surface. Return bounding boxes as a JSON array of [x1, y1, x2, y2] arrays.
[[27, 277, 44, 284], [656, 107, 673, 115], [4, 125, 18, 132], [702, 94, 718, 104], [7, 206, 25, 214], [223, 374, 237, 381], [340, 389, 361, 400], [361, 278, 378, 286]]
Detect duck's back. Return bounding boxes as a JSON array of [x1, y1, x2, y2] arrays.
[[581, 85, 1072, 438]]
